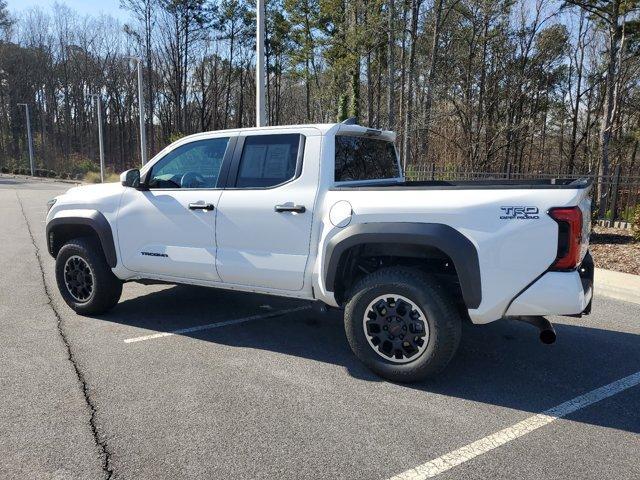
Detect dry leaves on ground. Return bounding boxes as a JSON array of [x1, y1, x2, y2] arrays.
[[589, 226, 640, 276]]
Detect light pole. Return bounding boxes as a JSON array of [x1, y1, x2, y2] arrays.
[[17, 103, 35, 176], [89, 94, 105, 182], [127, 56, 147, 165], [256, 0, 266, 127]]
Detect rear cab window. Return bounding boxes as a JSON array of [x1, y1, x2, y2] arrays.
[[335, 135, 400, 182]]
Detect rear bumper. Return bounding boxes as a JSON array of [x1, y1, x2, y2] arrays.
[[505, 252, 594, 317]]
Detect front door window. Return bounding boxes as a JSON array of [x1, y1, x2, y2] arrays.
[[148, 138, 229, 189]]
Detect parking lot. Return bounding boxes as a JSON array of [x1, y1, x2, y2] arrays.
[[1, 176, 639, 480]]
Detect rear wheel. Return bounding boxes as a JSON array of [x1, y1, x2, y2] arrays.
[[344, 267, 461, 382], [55, 237, 122, 315]]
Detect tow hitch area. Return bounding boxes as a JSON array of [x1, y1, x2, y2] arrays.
[[516, 316, 557, 344]]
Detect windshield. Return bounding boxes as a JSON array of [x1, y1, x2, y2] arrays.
[[334, 135, 400, 182]]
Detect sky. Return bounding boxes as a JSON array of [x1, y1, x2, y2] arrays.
[[6, 0, 131, 22]]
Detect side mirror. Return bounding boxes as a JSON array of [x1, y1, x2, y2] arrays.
[[120, 169, 141, 188]]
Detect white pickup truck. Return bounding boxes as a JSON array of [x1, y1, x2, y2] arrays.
[[46, 121, 593, 382]]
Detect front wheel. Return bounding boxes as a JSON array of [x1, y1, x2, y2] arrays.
[[55, 237, 122, 315], [344, 267, 461, 382]]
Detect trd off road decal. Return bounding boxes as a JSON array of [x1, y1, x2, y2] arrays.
[[500, 206, 540, 220]]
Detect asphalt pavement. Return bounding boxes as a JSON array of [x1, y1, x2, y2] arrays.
[[1, 176, 639, 480]]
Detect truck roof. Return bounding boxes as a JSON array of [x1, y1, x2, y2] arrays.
[[175, 123, 396, 142]]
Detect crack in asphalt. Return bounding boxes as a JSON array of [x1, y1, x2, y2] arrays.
[[16, 192, 114, 480]]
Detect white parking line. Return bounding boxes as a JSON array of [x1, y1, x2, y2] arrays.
[[124, 305, 312, 344], [388, 371, 640, 480]]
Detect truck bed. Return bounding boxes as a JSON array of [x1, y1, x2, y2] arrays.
[[323, 175, 592, 324]]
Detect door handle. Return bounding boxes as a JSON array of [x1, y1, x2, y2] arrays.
[[274, 203, 306, 213], [188, 203, 214, 211]]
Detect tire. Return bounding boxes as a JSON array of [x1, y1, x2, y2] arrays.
[[55, 237, 122, 315], [344, 266, 461, 382]]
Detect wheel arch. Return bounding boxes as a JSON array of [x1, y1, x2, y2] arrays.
[[323, 222, 481, 309], [46, 211, 118, 268]]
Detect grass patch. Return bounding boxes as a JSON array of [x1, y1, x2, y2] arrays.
[[83, 171, 120, 183]]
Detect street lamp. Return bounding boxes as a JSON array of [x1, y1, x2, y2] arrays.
[[16, 103, 35, 176], [126, 56, 148, 165], [256, 0, 266, 127], [89, 94, 105, 183]]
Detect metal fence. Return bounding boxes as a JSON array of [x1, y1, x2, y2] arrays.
[[407, 164, 640, 223]]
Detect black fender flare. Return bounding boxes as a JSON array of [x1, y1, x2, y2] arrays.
[[46, 211, 118, 268], [324, 222, 482, 309]]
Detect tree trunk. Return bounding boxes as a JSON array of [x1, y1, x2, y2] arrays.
[[387, 0, 395, 130], [223, 28, 235, 130], [597, 0, 622, 218], [402, 0, 419, 170], [422, 0, 443, 166], [366, 51, 373, 127], [145, 2, 155, 155], [398, 0, 408, 156], [568, 10, 586, 174]]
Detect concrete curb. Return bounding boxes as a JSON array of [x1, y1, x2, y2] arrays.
[[0, 173, 83, 185], [595, 268, 640, 305]]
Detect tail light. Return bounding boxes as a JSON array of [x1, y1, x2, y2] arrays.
[[549, 206, 583, 270]]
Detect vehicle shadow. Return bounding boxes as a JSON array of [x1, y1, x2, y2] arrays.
[[102, 284, 640, 434]]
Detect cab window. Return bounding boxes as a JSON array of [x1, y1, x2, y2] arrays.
[[148, 138, 229, 189], [335, 135, 400, 182], [235, 134, 302, 188]]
